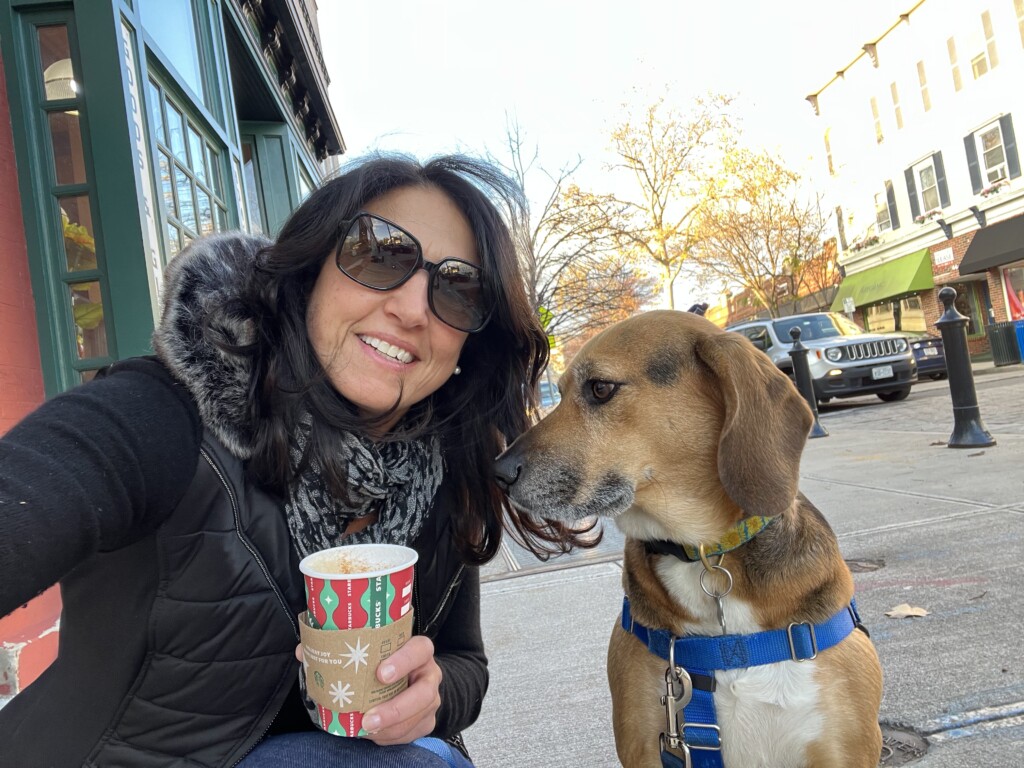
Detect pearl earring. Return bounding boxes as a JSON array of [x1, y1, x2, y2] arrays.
[[453, 365, 462, 376]]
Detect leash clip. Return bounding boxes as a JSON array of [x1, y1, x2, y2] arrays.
[[661, 638, 693, 761], [659, 733, 692, 768]]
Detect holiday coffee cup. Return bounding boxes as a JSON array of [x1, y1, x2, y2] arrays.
[[298, 543, 418, 737]]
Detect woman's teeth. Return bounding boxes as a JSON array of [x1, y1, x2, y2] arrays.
[[360, 335, 414, 364]]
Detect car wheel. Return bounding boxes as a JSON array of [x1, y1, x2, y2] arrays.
[[928, 372, 947, 380], [877, 388, 911, 402]]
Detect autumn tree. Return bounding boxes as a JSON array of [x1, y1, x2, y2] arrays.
[[565, 94, 734, 309], [491, 120, 654, 346], [692, 148, 829, 318]]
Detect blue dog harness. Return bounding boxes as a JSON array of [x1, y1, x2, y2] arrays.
[[622, 595, 866, 768]]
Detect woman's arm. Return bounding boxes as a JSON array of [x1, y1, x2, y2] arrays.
[[0, 358, 202, 616]]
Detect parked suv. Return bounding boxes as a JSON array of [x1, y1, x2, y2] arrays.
[[727, 312, 917, 403]]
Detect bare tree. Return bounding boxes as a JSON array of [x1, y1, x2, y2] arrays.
[[791, 237, 840, 312], [693, 148, 829, 318], [492, 120, 652, 345], [565, 94, 734, 309]]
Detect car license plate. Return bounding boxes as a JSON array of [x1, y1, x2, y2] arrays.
[[872, 365, 894, 379], [924, 348, 938, 356]]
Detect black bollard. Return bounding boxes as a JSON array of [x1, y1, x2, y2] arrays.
[[788, 327, 829, 438], [934, 286, 995, 448]]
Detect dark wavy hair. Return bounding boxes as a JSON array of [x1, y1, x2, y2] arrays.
[[239, 153, 597, 564]]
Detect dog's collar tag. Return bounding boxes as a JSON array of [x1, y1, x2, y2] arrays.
[[645, 515, 778, 563]]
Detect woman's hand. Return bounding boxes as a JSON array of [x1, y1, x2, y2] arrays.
[[361, 635, 442, 745], [293, 635, 442, 744]]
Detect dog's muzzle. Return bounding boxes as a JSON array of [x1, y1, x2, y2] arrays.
[[493, 442, 524, 492]]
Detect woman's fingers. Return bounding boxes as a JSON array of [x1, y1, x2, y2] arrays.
[[375, 635, 434, 684], [363, 637, 442, 744]]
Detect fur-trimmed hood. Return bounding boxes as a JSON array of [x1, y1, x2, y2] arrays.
[[152, 232, 272, 460]]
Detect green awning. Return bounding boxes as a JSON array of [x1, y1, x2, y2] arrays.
[[830, 248, 934, 311]]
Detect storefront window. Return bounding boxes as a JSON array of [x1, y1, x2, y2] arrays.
[[139, 0, 204, 102], [1003, 265, 1024, 320], [59, 196, 97, 272], [863, 296, 927, 333], [69, 281, 108, 360], [947, 281, 986, 335], [30, 19, 113, 382], [146, 76, 229, 261]]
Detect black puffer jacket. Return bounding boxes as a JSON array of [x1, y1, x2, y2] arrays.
[[0, 234, 487, 767]]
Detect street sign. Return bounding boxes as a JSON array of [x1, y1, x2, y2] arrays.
[[843, 297, 856, 314]]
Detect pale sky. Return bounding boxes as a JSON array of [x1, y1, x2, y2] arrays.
[[316, 0, 909, 305]]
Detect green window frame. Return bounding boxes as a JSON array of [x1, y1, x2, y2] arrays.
[[19, 12, 115, 385], [239, 122, 321, 236]]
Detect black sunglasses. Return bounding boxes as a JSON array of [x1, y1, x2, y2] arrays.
[[334, 212, 491, 333]]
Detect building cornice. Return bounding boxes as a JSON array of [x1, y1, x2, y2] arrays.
[[235, 0, 344, 159], [806, 0, 928, 115]]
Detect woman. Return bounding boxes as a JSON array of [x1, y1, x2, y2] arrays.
[[0, 155, 592, 767]]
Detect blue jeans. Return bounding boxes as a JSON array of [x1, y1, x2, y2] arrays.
[[238, 732, 474, 767]]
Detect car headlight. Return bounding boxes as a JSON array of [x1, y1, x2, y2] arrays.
[[895, 338, 908, 352], [824, 347, 842, 362], [911, 342, 921, 349]]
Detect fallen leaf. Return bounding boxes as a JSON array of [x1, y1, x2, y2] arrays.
[[968, 451, 986, 457], [885, 603, 930, 619], [929, 441, 946, 446], [969, 591, 988, 601]]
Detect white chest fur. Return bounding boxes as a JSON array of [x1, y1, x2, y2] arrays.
[[654, 559, 825, 767]]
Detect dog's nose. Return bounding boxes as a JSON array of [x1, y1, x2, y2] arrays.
[[493, 446, 523, 492]]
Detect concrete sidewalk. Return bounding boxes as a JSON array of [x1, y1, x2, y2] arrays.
[[463, 362, 1024, 767]]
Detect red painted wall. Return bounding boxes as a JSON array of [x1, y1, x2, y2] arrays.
[[0, 54, 59, 702]]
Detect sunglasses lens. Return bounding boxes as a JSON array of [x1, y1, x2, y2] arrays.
[[431, 260, 488, 332], [337, 215, 419, 288]]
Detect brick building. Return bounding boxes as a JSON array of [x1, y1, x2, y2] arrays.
[[808, 0, 1024, 356]]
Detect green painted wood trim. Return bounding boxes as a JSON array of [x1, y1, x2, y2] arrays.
[[79, 3, 158, 360]]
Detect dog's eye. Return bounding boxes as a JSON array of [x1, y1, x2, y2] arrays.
[[588, 380, 619, 403]]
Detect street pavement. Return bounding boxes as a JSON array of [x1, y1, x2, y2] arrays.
[[463, 361, 1024, 767]]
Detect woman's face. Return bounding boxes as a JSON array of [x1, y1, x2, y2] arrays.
[[306, 184, 475, 432]]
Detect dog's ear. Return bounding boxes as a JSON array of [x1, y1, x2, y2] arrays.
[[694, 332, 813, 517]]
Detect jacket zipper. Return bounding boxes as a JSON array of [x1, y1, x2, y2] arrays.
[[200, 448, 299, 766], [201, 449, 299, 640], [421, 563, 466, 634]]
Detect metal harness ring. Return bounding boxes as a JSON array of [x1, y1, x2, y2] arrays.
[[699, 563, 734, 599]]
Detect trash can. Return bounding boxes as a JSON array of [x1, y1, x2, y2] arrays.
[[988, 321, 1023, 366], [1015, 320, 1024, 360]]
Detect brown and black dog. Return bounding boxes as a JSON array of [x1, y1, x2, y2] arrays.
[[495, 310, 882, 767]]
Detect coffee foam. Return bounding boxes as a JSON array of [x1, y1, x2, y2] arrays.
[[307, 552, 381, 576]]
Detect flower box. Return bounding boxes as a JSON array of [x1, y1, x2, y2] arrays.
[[979, 179, 1009, 198]]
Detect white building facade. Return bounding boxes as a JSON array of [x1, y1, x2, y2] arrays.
[[809, 0, 1024, 354]]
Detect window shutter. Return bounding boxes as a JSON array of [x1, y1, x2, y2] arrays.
[[933, 152, 950, 208], [904, 167, 920, 220], [1000, 114, 1020, 179], [885, 180, 900, 230], [964, 134, 983, 193]]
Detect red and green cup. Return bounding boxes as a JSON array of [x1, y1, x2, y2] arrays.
[[299, 543, 418, 737]]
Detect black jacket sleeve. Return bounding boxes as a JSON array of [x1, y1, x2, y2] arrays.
[[431, 565, 488, 738], [0, 358, 202, 617]]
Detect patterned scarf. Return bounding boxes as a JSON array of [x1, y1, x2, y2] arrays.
[[284, 413, 444, 557]]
